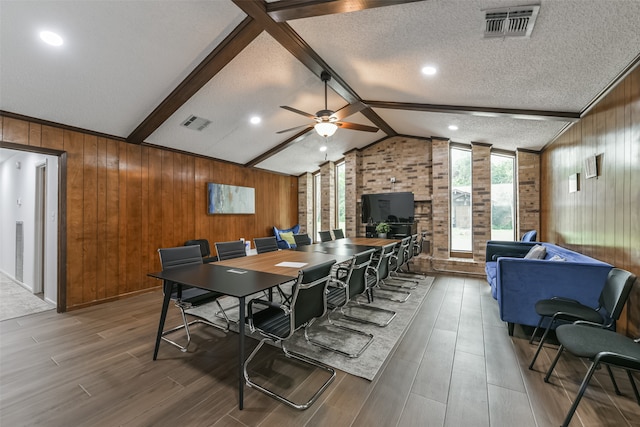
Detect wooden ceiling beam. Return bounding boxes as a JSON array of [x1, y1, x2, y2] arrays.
[[244, 128, 312, 167], [266, 0, 426, 22], [364, 100, 581, 122], [127, 17, 262, 144], [233, 0, 396, 137]]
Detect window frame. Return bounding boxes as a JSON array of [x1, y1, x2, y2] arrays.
[[490, 150, 517, 242], [450, 144, 473, 258]]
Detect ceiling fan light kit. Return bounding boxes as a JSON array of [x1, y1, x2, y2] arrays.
[[278, 71, 378, 138]]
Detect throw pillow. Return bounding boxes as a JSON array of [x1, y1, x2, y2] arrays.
[[524, 244, 547, 260], [279, 231, 296, 245], [549, 254, 566, 262]]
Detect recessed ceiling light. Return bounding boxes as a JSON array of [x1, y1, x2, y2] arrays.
[[421, 66, 437, 76], [250, 116, 261, 125], [40, 31, 63, 46], [319, 146, 327, 152], [448, 125, 459, 131]]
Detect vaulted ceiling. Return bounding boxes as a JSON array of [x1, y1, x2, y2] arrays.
[[1, 0, 639, 176]]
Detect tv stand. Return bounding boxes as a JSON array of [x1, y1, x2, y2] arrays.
[[365, 223, 417, 238]]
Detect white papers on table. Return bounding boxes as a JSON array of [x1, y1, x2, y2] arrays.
[[275, 262, 308, 268]]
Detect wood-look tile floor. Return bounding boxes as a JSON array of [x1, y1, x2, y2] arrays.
[[0, 275, 638, 426]]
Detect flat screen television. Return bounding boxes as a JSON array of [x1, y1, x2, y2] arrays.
[[361, 192, 414, 224]]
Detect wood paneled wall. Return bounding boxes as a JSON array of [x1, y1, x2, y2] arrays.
[[541, 66, 640, 337], [1, 116, 298, 310]]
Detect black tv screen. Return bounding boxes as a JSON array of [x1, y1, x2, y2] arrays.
[[361, 192, 415, 224]]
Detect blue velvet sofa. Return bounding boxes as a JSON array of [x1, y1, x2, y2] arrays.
[[273, 224, 300, 249], [485, 241, 612, 335]]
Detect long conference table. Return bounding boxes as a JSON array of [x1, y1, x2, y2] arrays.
[[147, 237, 399, 410], [148, 249, 348, 410]]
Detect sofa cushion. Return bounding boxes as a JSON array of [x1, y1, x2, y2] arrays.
[[524, 244, 546, 259], [279, 231, 296, 245], [273, 224, 300, 241]]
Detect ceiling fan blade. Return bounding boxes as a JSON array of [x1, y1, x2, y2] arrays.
[[276, 124, 313, 134], [331, 101, 366, 121], [280, 105, 317, 119], [336, 121, 379, 132]]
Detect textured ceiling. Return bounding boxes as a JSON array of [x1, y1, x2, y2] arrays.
[[1, 0, 639, 176]]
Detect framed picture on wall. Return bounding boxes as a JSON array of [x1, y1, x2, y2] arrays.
[[207, 183, 255, 214], [584, 155, 597, 179]]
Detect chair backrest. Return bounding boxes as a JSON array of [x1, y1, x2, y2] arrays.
[[319, 230, 332, 242], [332, 229, 345, 239], [391, 236, 411, 272], [599, 268, 636, 321], [293, 233, 312, 246], [377, 242, 397, 281], [345, 249, 375, 299], [158, 245, 203, 269], [406, 234, 418, 262], [254, 236, 279, 254], [215, 240, 247, 261], [290, 260, 336, 331], [184, 239, 211, 258], [521, 230, 537, 242]]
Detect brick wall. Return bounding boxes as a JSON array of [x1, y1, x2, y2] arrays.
[[320, 161, 335, 233], [517, 149, 541, 239], [344, 149, 360, 238], [472, 143, 492, 261], [298, 172, 313, 234], [431, 138, 450, 261]]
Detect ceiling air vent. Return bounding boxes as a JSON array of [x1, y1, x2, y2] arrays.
[[483, 5, 540, 38], [181, 115, 212, 131]]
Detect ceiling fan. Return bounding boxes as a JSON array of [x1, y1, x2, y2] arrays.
[[277, 71, 379, 137]]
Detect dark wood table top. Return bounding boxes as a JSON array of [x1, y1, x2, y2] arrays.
[[214, 249, 350, 277], [323, 237, 400, 247], [295, 243, 378, 256], [147, 263, 293, 298]]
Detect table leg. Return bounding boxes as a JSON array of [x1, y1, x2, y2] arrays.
[[238, 296, 245, 410], [154, 280, 172, 360]]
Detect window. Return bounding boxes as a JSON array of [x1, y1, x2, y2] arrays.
[[450, 146, 472, 253], [335, 162, 346, 233], [313, 172, 321, 242], [491, 153, 516, 241]]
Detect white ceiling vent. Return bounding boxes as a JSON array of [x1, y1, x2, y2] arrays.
[[181, 115, 212, 131], [483, 5, 540, 38]]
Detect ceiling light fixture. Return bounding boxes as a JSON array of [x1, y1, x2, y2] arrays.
[[448, 125, 459, 131], [319, 145, 327, 152], [250, 116, 261, 125], [40, 30, 63, 46], [314, 121, 338, 138], [421, 66, 437, 75]]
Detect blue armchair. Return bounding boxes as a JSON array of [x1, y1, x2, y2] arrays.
[[273, 224, 300, 249]]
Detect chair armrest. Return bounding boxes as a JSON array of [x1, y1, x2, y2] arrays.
[[595, 352, 640, 370], [573, 320, 609, 328], [551, 296, 581, 304]]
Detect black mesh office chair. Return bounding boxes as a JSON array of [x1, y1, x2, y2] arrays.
[[215, 240, 247, 260], [244, 260, 337, 410], [332, 229, 345, 239], [384, 236, 418, 289], [184, 239, 216, 263], [318, 230, 332, 242], [529, 268, 636, 370], [543, 322, 640, 427], [368, 242, 410, 303], [305, 249, 375, 358], [293, 233, 312, 246], [254, 236, 279, 254], [157, 245, 229, 352]]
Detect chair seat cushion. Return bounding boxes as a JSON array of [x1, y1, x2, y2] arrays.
[[251, 306, 291, 338], [556, 324, 640, 360], [326, 286, 346, 309], [534, 299, 604, 324], [175, 287, 224, 306]]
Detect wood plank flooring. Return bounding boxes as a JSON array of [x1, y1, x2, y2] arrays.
[[1, 275, 638, 426]]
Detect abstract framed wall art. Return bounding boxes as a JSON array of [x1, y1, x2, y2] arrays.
[[207, 183, 255, 214]]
